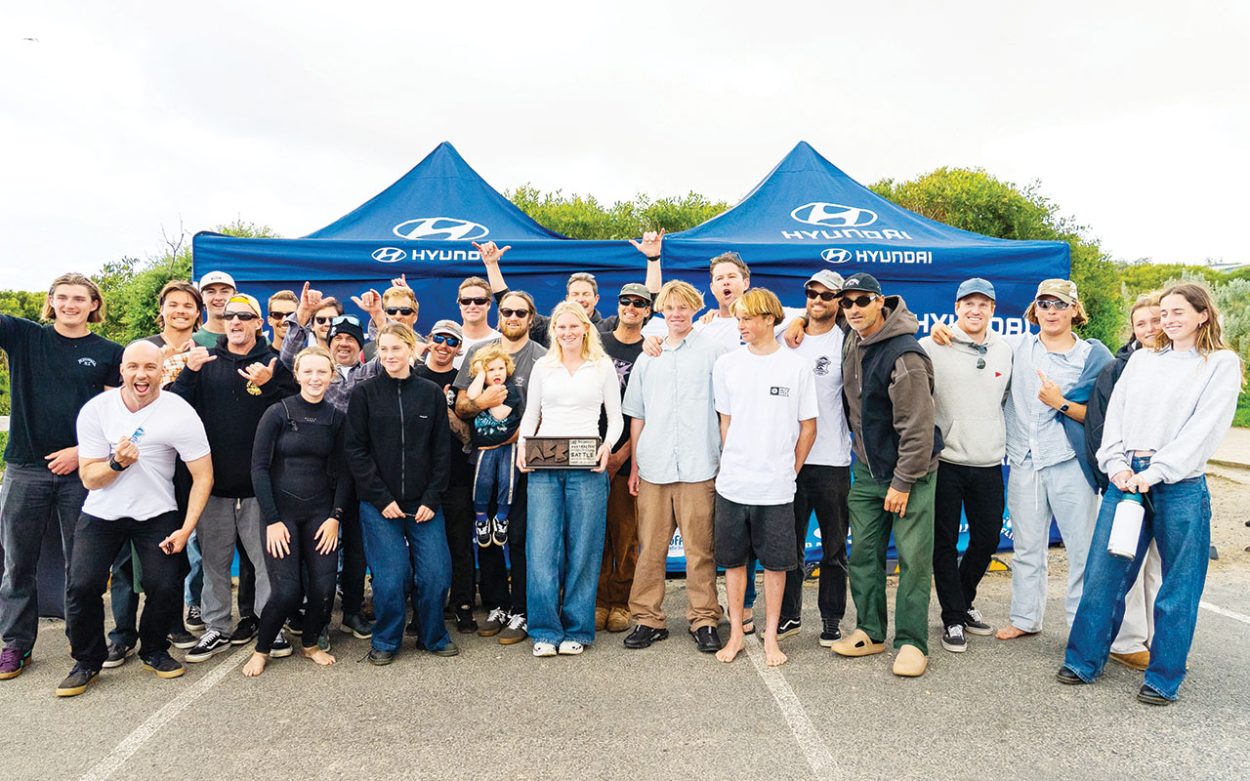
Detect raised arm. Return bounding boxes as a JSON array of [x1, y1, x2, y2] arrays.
[[473, 241, 512, 296]]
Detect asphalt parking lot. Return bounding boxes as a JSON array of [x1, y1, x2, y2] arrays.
[[4, 473, 1250, 781]]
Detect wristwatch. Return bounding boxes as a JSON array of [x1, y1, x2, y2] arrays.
[[1059, 402, 1071, 413], [646, 255, 660, 262], [108, 456, 128, 472]]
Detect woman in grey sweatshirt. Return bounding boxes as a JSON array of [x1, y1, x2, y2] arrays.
[[1061, 282, 1242, 705]]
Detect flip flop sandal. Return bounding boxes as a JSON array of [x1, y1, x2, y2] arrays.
[[742, 615, 755, 635]]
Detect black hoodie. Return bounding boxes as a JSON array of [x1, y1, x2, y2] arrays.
[[169, 334, 296, 498], [1083, 340, 1137, 492]]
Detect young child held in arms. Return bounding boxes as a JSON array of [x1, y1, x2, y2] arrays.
[[467, 346, 523, 547]]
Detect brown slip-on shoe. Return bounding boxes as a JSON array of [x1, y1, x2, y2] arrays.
[[595, 607, 608, 631], [1110, 650, 1150, 671], [892, 644, 928, 677], [829, 628, 885, 657], [606, 607, 630, 633]]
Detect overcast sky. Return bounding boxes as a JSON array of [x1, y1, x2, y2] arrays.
[[2, 1, 1246, 291]]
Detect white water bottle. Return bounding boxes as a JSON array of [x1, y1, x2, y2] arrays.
[[1107, 492, 1144, 560]]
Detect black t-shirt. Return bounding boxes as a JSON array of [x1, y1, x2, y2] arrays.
[[0, 316, 123, 466], [598, 331, 644, 464], [416, 363, 473, 488]]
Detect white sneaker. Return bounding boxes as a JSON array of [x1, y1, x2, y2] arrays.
[[558, 640, 584, 656], [533, 641, 557, 657]]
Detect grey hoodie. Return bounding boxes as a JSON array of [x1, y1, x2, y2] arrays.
[[920, 325, 1012, 467]]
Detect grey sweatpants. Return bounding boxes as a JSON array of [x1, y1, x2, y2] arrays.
[[198, 496, 269, 635]]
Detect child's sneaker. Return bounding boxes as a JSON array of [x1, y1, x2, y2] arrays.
[[491, 516, 509, 547], [474, 515, 492, 548]]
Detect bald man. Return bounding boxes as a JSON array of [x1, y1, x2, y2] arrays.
[[56, 340, 214, 697]]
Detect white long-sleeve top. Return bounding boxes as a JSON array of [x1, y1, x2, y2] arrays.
[[1097, 346, 1242, 486], [519, 354, 623, 448]]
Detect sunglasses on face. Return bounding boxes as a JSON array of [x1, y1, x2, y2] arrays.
[[430, 334, 462, 347], [1035, 299, 1072, 311], [269, 310, 296, 320], [459, 297, 489, 306], [618, 297, 651, 309], [385, 307, 416, 316], [805, 289, 838, 301], [313, 316, 335, 325], [222, 311, 259, 321], [499, 308, 530, 318], [841, 294, 878, 309]]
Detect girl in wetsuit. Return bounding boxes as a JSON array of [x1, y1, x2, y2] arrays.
[[244, 346, 349, 676]]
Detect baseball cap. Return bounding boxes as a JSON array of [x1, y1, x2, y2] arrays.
[[955, 278, 996, 302], [1034, 278, 1079, 305], [618, 283, 652, 301], [327, 316, 365, 348], [198, 270, 236, 290], [839, 272, 882, 296], [805, 270, 844, 292], [429, 319, 463, 340], [225, 293, 261, 317]]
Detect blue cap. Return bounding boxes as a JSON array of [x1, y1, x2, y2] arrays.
[[955, 277, 995, 302]]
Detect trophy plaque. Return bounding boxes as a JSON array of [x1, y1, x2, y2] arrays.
[[525, 436, 602, 469]]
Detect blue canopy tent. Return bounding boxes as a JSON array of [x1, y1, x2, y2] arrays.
[[193, 142, 649, 327], [656, 141, 1071, 569]]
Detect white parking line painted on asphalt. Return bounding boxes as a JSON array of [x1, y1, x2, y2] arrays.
[[1200, 601, 1250, 626], [77, 648, 248, 781], [718, 586, 838, 779]]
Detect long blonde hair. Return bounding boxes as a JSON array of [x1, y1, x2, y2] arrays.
[[1154, 283, 1227, 356], [542, 301, 605, 363]]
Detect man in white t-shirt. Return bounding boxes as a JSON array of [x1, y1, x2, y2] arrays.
[[779, 270, 853, 648], [712, 289, 817, 668], [454, 276, 502, 369], [56, 341, 213, 697]]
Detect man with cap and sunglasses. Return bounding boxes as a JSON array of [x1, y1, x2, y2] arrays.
[[276, 282, 379, 640], [775, 269, 854, 648], [930, 278, 1113, 642], [170, 293, 299, 661], [830, 272, 942, 678], [192, 271, 237, 348], [414, 320, 477, 633], [920, 278, 1012, 653], [594, 282, 653, 634]]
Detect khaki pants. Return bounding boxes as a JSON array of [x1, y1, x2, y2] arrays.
[[628, 479, 722, 630], [596, 472, 639, 610]]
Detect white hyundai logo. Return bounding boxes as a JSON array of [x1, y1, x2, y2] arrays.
[[791, 202, 878, 228], [821, 248, 852, 264], [393, 217, 490, 241], [371, 247, 407, 263]]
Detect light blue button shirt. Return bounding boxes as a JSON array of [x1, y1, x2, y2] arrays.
[[621, 332, 728, 484], [1004, 332, 1091, 469]]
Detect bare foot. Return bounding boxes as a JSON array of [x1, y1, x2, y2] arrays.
[[716, 631, 744, 663], [995, 625, 1038, 640], [302, 647, 336, 666], [763, 635, 788, 667], [241, 652, 268, 677]]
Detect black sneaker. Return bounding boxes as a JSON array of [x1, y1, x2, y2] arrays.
[[285, 613, 304, 637], [942, 624, 968, 653], [474, 516, 491, 548], [404, 617, 420, 637], [777, 618, 801, 639], [270, 631, 293, 658], [229, 616, 258, 646], [102, 643, 135, 669], [185, 629, 231, 663], [964, 607, 994, 636], [818, 625, 842, 648], [185, 605, 205, 631], [367, 648, 396, 666], [478, 607, 508, 637], [491, 516, 509, 547], [455, 605, 478, 634], [341, 613, 374, 640], [141, 650, 185, 679], [55, 664, 99, 697], [169, 629, 198, 650], [1137, 685, 1170, 706], [623, 625, 669, 649], [431, 640, 460, 657]]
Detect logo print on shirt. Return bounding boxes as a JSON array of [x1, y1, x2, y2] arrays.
[[813, 356, 831, 376], [78, 357, 98, 367], [769, 386, 791, 397]]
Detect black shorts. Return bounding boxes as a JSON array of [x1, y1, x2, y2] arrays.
[[713, 494, 797, 572]]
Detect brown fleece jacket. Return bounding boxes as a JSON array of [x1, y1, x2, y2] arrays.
[[843, 295, 939, 491]]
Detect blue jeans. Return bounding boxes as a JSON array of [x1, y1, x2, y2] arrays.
[[0, 463, 87, 652], [473, 444, 517, 522], [526, 469, 609, 646], [1064, 457, 1211, 700], [359, 502, 451, 653], [183, 531, 203, 608]]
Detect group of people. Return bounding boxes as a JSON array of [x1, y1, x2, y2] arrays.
[[0, 231, 1240, 706]]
